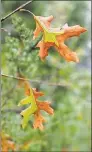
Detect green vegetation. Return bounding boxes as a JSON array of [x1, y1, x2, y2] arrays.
[[1, 1, 91, 151]]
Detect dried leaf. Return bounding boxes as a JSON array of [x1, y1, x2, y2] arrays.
[[33, 100, 54, 130], [37, 100, 54, 115], [17, 74, 54, 130], [18, 88, 54, 130], [33, 15, 87, 62], [33, 111, 46, 130], [1, 133, 16, 152], [33, 95, 54, 130]]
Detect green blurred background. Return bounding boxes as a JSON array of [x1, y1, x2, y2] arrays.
[[1, 1, 91, 151]]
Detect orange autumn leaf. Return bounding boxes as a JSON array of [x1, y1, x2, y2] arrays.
[[38, 24, 86, 62], [1, 133, 16, 152], [33, 15, 87, 62], [33, 89, 54, 130], [17, 74, 54, 130], [18, 88, 54, 130], [33, 111, 46, 130]]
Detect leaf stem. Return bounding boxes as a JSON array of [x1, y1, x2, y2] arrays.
[[20, 9, 35, 17]]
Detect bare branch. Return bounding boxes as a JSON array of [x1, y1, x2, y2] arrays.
[[1, 0, 33, 22], [1, 73, 70, 88], [2, 108, 23, 113]]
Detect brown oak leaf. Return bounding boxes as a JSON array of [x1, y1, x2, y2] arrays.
[[33, 89, 54, 130], [33, 14, 87, 62], [17, 74, 54, 130]]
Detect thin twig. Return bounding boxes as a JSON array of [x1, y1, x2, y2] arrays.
[[1, 0, 33, 22], [2, 108, 23, 113], [1, 73, 70, 87]]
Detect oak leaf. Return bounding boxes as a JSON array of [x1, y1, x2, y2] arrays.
[[18, 87, 54, 130], [33, 15, 87, 62], [17, 74, 54, 130]]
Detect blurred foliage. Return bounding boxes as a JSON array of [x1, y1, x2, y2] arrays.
[[1, 1, 91, 152]]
